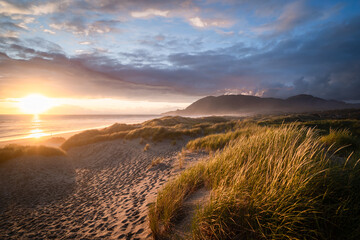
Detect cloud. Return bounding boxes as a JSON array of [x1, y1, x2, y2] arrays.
[[165, 15, 360, 100], [0, 0, 65, 15], [0, 21, 26, 37], [2, 13, 360, 101], [0, 52, 186, 101], [0, 37, 63, 59], [215, 29, 234, 36], [189, 17, 206, 28], [9, 15, 35, 29], [79, 41, 92, 45], [0, 39, 200, 102], [252, 0, 315, 35], [0, 1, 359, 103], [66, 0, 235, 30], [136, 34, 203, 52], [43, 29, 55, 34], [188, 16, 234, 28], [50, 19, 121, 36], [131, 8, 169, 18]]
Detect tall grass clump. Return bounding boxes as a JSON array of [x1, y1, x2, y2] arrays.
[[186, 124, 260, 151], [0, 144, 66, 164], [321, 128, 358, 152], [149, 162, 207, 238], [144, 143, 150, 151], [149, 157, 164, 168], [149, 124, 360, 239], [177, 148, 186, 169]]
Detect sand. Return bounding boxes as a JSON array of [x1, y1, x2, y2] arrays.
[[0, 131, 77, 148], [0, 155, 75, 208], [0, 138, 205, 239]]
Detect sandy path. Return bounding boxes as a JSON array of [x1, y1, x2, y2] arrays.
[[0, 138, 203, 239]]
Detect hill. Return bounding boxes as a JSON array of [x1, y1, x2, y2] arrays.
[[164, 94, 359, 116]]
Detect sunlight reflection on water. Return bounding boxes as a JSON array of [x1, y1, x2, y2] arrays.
[[32, 114, 42, 123], [0, 114, 160, 142], [28, 129, 49, 138]]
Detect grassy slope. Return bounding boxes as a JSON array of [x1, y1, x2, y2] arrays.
[[149, 123, 360, 239], [0, 144, 66, 164], [61, 116, 239, 150]]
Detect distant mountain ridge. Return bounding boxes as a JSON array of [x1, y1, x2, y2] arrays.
[[164, 94, 360, 116]]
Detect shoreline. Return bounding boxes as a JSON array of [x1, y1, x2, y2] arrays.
[[0, 126, 105, 148], [0, 114, 161, 148]]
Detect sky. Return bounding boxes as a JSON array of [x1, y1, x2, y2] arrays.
[[0, 0, 360, 114]]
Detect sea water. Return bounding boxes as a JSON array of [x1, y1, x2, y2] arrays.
[[0, 114, 160, 142]]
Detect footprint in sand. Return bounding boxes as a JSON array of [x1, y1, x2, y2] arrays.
[[121, 223, 129, 230]]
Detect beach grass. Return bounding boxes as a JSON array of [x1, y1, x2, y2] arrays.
[[150, 157, 164, 168], [186, 123, 260, 152], [0, 144, 66, 164], [61, 116, 238, 150], [149, 123, 360, 239], [320, 128, 358, 150]]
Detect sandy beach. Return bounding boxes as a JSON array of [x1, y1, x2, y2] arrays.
[[0, 137, 205, 239]]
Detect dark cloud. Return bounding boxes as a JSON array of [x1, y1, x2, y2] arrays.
[[0, 36, 64, 59], [0, 21, 24, 30], [0, 19, 27, 37], [0, 41, 199, 102], [72, 0, 194, 13], [166, 15, 360, 100], [1, 14, 360, 101], [252, 1, 318, 35], [1, 0, 53, 8], [0, 0, 359, 102]]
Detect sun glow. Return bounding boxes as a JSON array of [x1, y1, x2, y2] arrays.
[[18, 94, 57, 114]]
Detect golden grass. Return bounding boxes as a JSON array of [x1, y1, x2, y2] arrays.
[[149, 162, 207, 238], [149, 124, 360, 239], [61, 116, 237, 150], [144, 143, 150, 152], [177, 148, 186, 169], [0, 144, 66, 164], [321, 128, 358, 151], [186, 123, 260, 152], [150, 157, 164, 168]]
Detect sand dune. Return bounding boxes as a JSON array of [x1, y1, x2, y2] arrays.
[[0, 138, 204, 239], [0, 155, 75, 208]]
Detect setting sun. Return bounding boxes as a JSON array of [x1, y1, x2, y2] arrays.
[[17, 94, 56, 114]]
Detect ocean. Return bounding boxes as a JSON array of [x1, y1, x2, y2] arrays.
[[0, 114, 160, 143]]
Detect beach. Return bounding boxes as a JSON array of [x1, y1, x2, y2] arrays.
[[0, 134, 204, 239], [1, 111, 360, 239]]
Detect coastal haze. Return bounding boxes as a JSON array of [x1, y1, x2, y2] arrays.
[[165, 94, 360, 116], [1, 0, 360, 239]]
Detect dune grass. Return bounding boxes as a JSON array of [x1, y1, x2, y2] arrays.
[[186, 123, 260, 152], [0, 144, 66, 164], [321, 129, 358, 152], [149, 124, 360, 239], [61, 116, 237, 150], [144, 143, 150, 152], [177, 148, 186, 169], [149, 162, 207, 237], [149, 157, 164, 168]]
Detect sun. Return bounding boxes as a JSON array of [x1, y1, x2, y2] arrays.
[[18, 94, 56, 114]]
